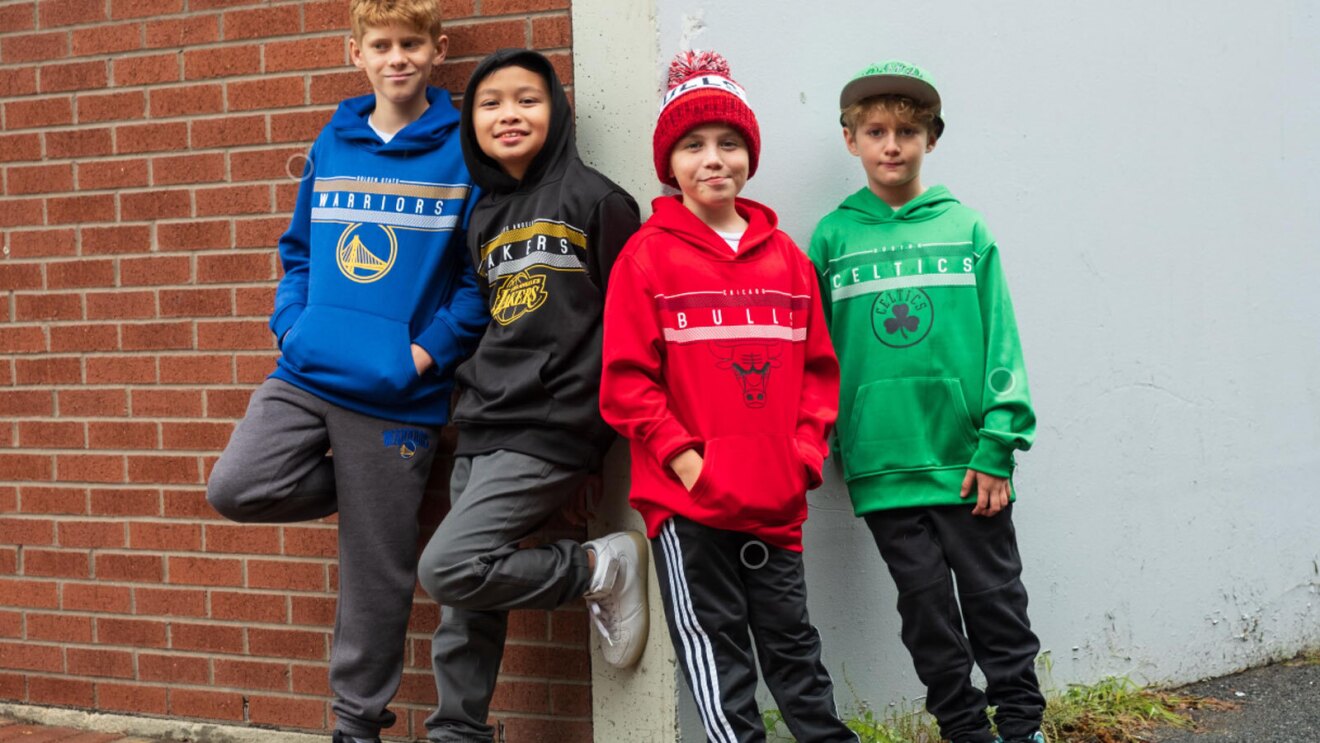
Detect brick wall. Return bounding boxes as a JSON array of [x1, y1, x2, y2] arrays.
[[0, 1, 591, 740]]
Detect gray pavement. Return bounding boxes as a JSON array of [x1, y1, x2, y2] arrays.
[[1154, 658, 1320, 742]]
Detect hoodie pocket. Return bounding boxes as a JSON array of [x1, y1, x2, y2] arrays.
[[280, 305, 417, 400], [454, 346, 553, 424], [689, 434, 807, 526], [842, 377, 979, 481]]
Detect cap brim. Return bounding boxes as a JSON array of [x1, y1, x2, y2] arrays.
[[839, 74, 941, 114]]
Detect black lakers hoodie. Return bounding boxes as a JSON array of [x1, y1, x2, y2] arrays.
[[451, 49, 641, 469]]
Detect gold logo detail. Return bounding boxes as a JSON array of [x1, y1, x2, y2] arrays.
[[490, 270, 549, 326], [336, 223, 397, 283]]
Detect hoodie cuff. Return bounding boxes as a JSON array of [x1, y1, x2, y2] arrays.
[[644, 417, 701, 468], [969, 436, 1015, 479], [413, 317, 461, 378], [795, 436, 825, 490], [270, 303, 305, 348]]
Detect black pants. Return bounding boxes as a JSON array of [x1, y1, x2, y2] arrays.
[[652, 517, 857, 743], [865, 505, 1044, 743]]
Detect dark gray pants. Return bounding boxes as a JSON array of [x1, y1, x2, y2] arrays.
[[206, 379, 440, 738], [653, 517, 857, 743], [865, 504, 1045, 743], [417, 449, 591, 743]]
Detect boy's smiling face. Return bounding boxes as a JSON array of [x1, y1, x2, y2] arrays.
[[472, 65, 552, 182], [350, 22, 446, 117], [844, 108, 936, 206], [669, 124, 749, 218]]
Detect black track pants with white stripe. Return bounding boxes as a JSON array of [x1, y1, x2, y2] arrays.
[[652, 517, 857, 743]]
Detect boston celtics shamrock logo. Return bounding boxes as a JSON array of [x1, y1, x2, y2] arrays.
[[872, 288, 933, 348]]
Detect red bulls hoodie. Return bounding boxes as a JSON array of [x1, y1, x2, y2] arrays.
[[600, 196, 840, 551]]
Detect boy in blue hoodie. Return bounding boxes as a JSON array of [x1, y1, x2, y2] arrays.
[[206, 2, 486, 741]]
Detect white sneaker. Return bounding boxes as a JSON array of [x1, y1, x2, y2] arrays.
[[582, 531, 649, 668]]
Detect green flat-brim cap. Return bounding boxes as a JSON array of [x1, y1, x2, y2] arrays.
[[839, 60, 941, 116]]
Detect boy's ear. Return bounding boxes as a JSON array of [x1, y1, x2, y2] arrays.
[[432, 34, 449, 65], [349, 36, 365, 70], [926, 131, 938, 153], [842, 127, 861, 157]]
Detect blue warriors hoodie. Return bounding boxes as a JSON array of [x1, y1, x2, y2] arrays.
[[270, 87, 488, 425]]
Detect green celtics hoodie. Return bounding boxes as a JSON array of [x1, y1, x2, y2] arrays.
[[808, 185, 1034, 515]]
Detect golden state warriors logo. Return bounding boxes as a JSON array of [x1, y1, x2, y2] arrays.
[[490, 270, 549, 326], [336, 223, 397, 283]]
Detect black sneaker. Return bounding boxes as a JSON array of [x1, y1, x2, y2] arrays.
[[1000, 733, 1047, 743], [332, 731, 381, 743]]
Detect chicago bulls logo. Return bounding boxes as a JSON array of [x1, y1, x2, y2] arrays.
[[710, 341, 783, 408]]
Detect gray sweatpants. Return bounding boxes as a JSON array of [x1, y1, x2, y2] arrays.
[[417, 449, 592, 743], [206, 378, 440, 738]]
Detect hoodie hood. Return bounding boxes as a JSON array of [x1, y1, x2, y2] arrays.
[[330, 87, 460, 153], [647, 195, 781, 260], [838, 184, 959, 224], [460, 49, 576, 194]]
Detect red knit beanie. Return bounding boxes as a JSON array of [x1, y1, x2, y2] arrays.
[[653, 50, 760, 187]]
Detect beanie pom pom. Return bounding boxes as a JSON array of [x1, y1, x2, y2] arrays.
[[666, 49, 732, 88]]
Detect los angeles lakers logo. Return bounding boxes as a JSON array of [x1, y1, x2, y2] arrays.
[[336, 223, 397, 283], [490, 270, 549, 326]]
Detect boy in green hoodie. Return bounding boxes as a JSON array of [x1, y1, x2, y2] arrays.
[[808, 61, 1047, 743]]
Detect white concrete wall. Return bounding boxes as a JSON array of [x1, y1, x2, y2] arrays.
[[578, 0, 1320, 730]]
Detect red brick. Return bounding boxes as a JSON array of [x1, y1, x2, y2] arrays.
[[57, 520, 126, 550], [45, 128, 112, 158], [248, 627, 327, 660], [159, 354, 233, 384], [17, 421, 84, 450], [202, 523, 277, 554], [196, 184, 270, 216], [116, 121, 188, 154], [205, 388, 253, 419], [18, 485, 87, 514], [24, 548, 90, 578], [14, 356, 81, 385], [149, 83, 224, 118], [283, 526, 337, 558], [86, 290, 155, 320], [0, 264, 43, 292], [44, 258, 113, 288], [90, 488, 160, 517], [0, 454, 53, 482], [171, 621, 243, 653], [233, 216, 287, 248], [121, 188, 191, 221], [134, 586, 206, 617], [39, 59, 109, 93], [97, 681, 169, 715], [0, 610, 18, 637], [309, 69, 370, 105], [196, 253, 274, 283], [234, 287, 275, 316], [152, 152, 225, 185], [96, 617, 167, 648], [7, 162, 72, 195], [227, 76, 304, 113], [82, 224, 152, 255], [111, 0, 182, 20], [95, 552, 163, 581], [29, 677, 94, 708], [192, 114, 266, 148], [77, 158, 150, 190], [0, 200, 44, 230], [213, 658, 290, 691], [546, 52, 573, 86], [119, 255, 192, 286], [56, 388, 127, 417], [156, 219, 231, 251], [265, 35, 344, 73], [227, 146, 301, 183], [4, 96, 72, 130], [0, 640, 61, 671], [7, 228, 75, 258], [191, 0, 268, 9], [47, 194, 116, 225], [70, 21, 142, 55], [447, 19, 526, 59], [0, 67, 37, 97], [160, 420, 232, 450], [129, 522, 200, 552], [158, 289, 231, 319], [1, 30, 67, 63], [85, 358, 157, 387], [112, 53, 180, 86], [127, 454, 199, 484], [500, 644, 589, 679], [0, 326, 48, 354], [183, 43, 259, 80], [38, 0, 107, 26], [55, 453, 126, 484], [167, 555, 241, 586], [14, 292, 82, 321], [0, 577, 60, 608], [120, 321, 191, 351], [169, 689, 244, 721], [67, 647, 135, 678], [500, 718, 590, 742], [302, 0, 347, 32], [197, 320, 274, 352], [248, 694, 325, 729], [139, 653, 207, 683], [0, 3, 36, 33], [27, 612, 93, 643], [50, 324, 119, 353], [0, 132, 42, 163], [210, 589, 287, 623], [271, 180, 301, 212], [291, 663, 329, 695], [76, 90, 146, 124], [270, 108, 332, 143], [532, 15, 571, 48], [131, 389, 202, 418], [61, 582, 130, 611], [221, 4, 299, 40], [244, 557, 326, 591], [144, 15, 218, 48], [289, 595, 335, 625]]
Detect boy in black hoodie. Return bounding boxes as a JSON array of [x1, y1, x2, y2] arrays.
[[416, 49, 646, 742]]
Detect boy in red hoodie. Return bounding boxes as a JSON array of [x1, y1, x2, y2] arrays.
[[600, 50, 856, 743]]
